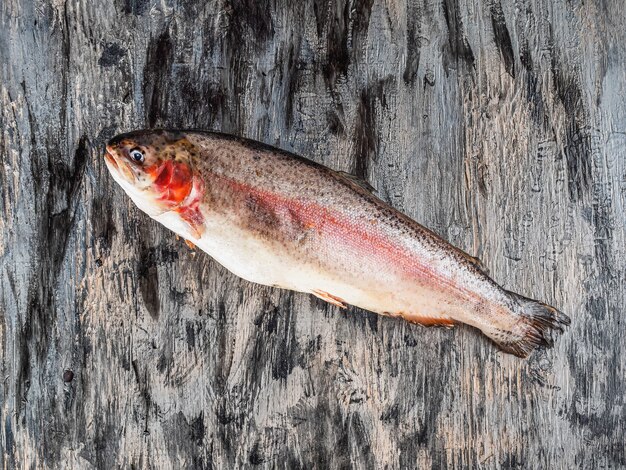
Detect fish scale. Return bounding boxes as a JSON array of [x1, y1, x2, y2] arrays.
[[104, 129, 570, 357]]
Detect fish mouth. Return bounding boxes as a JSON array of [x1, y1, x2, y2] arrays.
[[104, 146, 119, 170], [104, 145, 137, 183]]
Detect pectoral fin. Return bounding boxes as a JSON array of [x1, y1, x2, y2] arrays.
[[178, 206, 205, 238]]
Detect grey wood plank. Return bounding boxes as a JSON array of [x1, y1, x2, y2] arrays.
[[1, 0, 624, 468]]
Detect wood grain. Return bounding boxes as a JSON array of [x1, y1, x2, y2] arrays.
[[1, 0, 624, 467]]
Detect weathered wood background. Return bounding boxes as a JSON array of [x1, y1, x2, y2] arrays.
[[1, 0, 624, 468]]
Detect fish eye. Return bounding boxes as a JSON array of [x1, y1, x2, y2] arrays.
[[129, 148, 144, 163]]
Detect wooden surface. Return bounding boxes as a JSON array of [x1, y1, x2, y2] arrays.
[[1, 0, 624, 468]]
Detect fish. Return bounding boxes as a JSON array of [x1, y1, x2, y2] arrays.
[[104, 129, 570, 357]]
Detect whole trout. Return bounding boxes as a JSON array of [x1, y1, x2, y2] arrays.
[[104, 130, 570, 357]]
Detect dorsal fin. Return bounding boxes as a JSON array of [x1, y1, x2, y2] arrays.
[[337, 171, 376, 193]]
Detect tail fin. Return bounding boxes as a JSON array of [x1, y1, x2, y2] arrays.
[[492, 293, 571, 358]]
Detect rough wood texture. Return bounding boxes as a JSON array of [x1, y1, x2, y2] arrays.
[[1, 0, 624, 468]]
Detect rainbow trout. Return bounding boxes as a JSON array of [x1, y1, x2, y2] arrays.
[[104, 130, 570, 357]]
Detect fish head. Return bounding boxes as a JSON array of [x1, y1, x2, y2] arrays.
[[105, 130, 198, 216]]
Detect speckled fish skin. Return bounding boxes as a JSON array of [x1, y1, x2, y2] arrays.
[[104, 129, 570, 357]]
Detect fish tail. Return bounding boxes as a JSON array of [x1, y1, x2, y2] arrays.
[[488, 292, 571, 358]]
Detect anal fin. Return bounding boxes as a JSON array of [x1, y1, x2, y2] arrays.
[[412, 317, 455, 328], [312, 290, 347, 309], [399, 312, 455, 328]]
